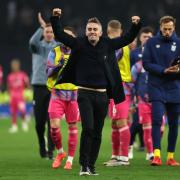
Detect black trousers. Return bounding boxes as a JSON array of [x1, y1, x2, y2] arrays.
[[33, 85, 54, 155], [78, 89, 108, 167]]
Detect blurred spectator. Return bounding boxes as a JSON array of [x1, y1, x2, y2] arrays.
[[7, 0, 17, 26], [7, 59, 29, 133], [19, 6, 34, 27]]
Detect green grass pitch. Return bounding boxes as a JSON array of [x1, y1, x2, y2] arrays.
[[0, 117, 180, 180]]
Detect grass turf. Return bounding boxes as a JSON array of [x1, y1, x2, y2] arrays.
[[0, 117, 180, 180]]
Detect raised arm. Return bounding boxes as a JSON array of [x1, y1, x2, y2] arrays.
[[108, 16, 142, 50], [29, 28, 43, 53], [50, 8, 77, 49], [29, 12, 46, 53]]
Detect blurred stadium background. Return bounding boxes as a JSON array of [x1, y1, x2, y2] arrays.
[[0, 0, 180, 79], [0, 1, 180, 179], [1, 0, 180, 115]]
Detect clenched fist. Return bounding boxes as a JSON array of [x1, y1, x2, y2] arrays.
[[52, 8, 62, 17], [131, 16, 140, 24]]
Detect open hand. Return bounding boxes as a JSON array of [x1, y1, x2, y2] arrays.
[[38, 12, 46, 28]]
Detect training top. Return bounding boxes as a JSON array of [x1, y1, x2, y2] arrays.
[[29, 28, 58, 85]]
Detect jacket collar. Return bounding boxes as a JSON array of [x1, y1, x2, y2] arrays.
[[157, 31, 177, 42]]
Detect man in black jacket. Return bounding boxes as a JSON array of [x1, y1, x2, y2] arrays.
[[50, 8, 141, 176]]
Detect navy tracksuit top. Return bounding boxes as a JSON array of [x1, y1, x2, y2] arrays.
[[143, 32, 180, 103]]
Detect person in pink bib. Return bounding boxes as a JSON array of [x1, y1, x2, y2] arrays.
[[7, 59, 29, 133]]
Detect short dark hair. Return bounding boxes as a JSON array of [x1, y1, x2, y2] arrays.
[[87, 17, 101, 26], [64, 26, 77, 36], [107, 20, 122, 30], [159, 15, 176, 25], [139, 26, 154, 36]]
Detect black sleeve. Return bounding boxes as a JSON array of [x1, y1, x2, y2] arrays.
[[50, 16, 77, 49], [108, 22, 142, 50]]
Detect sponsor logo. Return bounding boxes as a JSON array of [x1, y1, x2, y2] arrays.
[[156, 44, 160, 48], [171, 42, 176, 52]]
